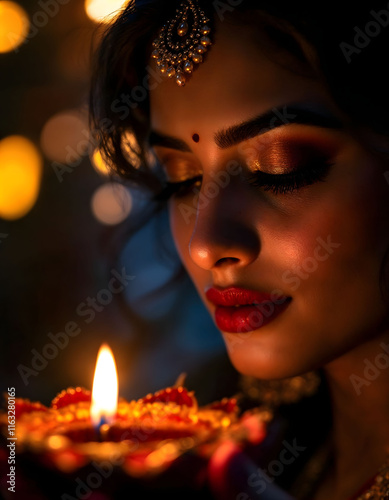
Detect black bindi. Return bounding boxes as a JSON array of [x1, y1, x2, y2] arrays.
[[192, 133, 200, 143]]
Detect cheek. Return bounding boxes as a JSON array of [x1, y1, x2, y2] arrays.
[[277, 146, 389, 286], [278, 149, 389, 342], [318, 150, 389, 286]]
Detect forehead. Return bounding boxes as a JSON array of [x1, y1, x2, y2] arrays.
[[148, 18, 331, 140]]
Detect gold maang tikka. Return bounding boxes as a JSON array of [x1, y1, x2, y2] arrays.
[[151, 0, 212, 87]]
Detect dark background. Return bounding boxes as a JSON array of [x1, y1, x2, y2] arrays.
[[0, 0, 239, 408]]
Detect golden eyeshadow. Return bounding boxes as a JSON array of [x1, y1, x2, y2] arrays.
[[161, 158, 202, 183], [250, 138, 333, 174]]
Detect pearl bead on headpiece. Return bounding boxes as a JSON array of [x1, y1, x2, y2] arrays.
[[151, 0, 212, 87]]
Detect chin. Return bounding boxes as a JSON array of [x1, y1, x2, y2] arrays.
[[223, 336, 318, 380]]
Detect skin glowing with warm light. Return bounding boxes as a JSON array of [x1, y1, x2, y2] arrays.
[[148, 17, 389, 381]]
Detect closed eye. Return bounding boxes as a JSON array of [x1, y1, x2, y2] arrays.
[[246, 160, 333, 195], [155, 176, 203, 201]]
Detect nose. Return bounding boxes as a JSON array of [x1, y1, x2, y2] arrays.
[[188, 177, 260, 271]]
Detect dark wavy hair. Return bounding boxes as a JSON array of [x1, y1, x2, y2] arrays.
[[89, 0, 389, 293]]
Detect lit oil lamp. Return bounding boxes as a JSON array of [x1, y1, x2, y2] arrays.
[[0, 344, 269, 499], [90, 343, 118, 439]]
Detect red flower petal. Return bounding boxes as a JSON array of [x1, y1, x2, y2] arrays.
[[207, 397, 238, 413], [140, 386, 196, 407], [14, 399, 48, 418], [51, 387, 91, 409]]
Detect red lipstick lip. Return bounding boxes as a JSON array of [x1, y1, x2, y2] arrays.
[[205, 286, 291, 334], [205, 286, 281, 307]]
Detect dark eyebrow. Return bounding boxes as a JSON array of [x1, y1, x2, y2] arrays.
[[215, 106, 342, 149], [148, 104, 342, 152]]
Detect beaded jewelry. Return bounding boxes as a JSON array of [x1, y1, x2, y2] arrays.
[[151, 0, 212, 87]]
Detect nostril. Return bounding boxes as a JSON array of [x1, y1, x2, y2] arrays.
[[188, 219, 260, 271], [215, 257, 240, 267]]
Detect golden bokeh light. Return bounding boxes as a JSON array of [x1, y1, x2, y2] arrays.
[[0, 135, 42, 220], [91, 182, 132, 225], [122, 131, 142, 169], [0, 1, 29, 53], [91, 133, 155, 178], [84, 0, 128, 23], [40, 110, 89, 164], [91, 149, 111, 176]]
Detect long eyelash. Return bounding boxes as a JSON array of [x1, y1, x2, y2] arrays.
[[247, 161, 333, 195], [155, 161, 332, 201], [155, 176, 202, 201]]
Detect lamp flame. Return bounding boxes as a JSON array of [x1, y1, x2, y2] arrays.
[[90, 343, 118, 428]]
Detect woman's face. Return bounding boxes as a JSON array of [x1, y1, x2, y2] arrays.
[[148, 18, 389, 379]]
